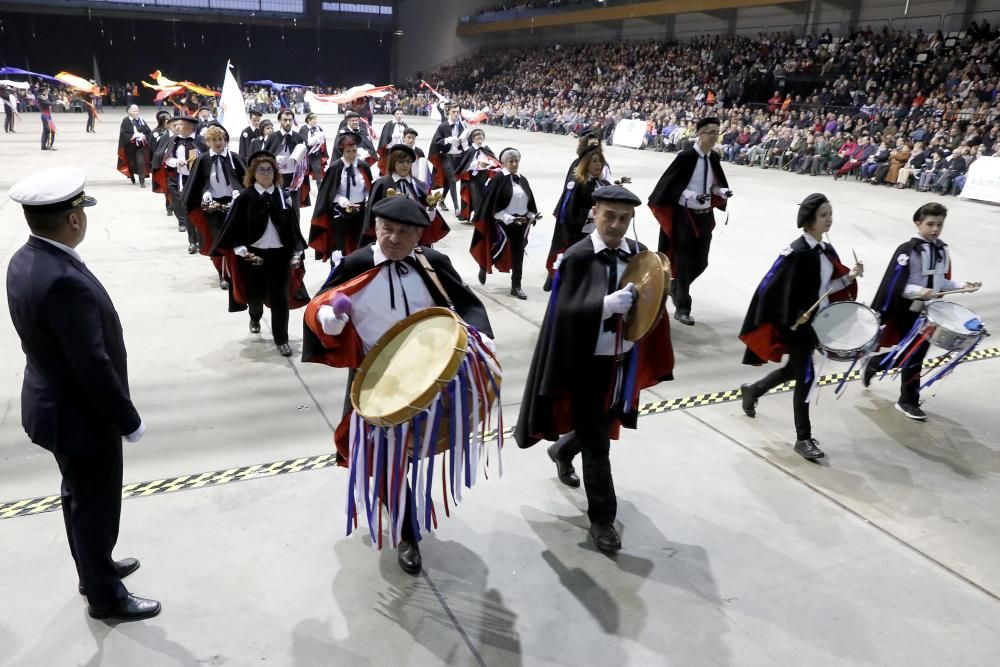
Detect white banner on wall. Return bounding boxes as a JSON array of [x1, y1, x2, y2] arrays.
[[959, 156, 1000, 205], [612, 119, 647, 149]]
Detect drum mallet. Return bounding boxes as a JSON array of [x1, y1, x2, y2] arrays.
[[791, 288, 835, 331]]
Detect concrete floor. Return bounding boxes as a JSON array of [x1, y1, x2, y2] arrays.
[[0, 109, 998, 666]]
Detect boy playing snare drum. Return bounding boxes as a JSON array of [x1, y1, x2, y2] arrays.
[[865, 202, 982, 420]]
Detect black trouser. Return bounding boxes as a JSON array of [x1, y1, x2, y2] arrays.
[[206, 206, 228, 277], [3, 108, 12, 132], [663, 206, 714, 315], [126, 145, 147, 184], [41, 116, 54, 149], [169, 173, 196, 242], [551, 356, 617, 525], [53, 438, 128, 606], [443, 154, 461, 208], [868, 340, 928, 405], [246, 246, 292, 345], [86, 111, 96, 133], [749, 330, 814, 441], [500, 219, 527, 288]]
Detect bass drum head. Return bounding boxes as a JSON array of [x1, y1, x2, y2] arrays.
[[926, 301, 978, 334], [353, 308, 466, 426], [813, 302, 880, 351]]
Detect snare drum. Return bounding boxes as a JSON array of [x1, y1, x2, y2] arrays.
[[923, 301, 983, 351], [812, 301, 881, 362]]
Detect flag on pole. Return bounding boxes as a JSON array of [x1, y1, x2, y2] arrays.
[[218, 60, 248, 149]]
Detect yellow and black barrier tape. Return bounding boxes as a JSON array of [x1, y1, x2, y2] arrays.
[[2, 346, 997, 521]]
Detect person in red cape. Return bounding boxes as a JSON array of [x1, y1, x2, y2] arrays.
[[298, 112, 329, 190], [183, 126, 247, 286], [428, 103, 467, 212], [116, 105, 152, 188], [301, 195, 494, 575], [376, 108, 409, 176], [738, 193, 864, 460], [262, 109, 310, 211], [453, 127, 500, 223], [150, 116, 205, 241], [647, 116, 733, 326], [514, 184, 674, 554], [362, 143, 449, 247], [862, 202, 982, 420], [310, 130, 374, 261], [333, 111, 377, 167], [210, 151, 309, 358], [469, 147, 538, 300]]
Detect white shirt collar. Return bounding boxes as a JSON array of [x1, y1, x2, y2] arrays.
[[693, 143, 710, 158], [590, 229, 633, 255], [210, 149, 227, 158], [342, 157, 359, 168], [254, 183, 276, 194], [372, 243, 416, 266], [31, 233, 83, 263], [802, 233, 826, 250]]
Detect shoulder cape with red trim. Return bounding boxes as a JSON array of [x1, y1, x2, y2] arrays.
[[309, 159, 374, 261], [116, 116, 152, 180], [514, 235, 674, 448], [646, 148, 729, 264], [739, 237, 857, 365], [546, 177, 608, 277], [362, 176, 450, 247], [428, 121, 461, 189], [184, 151, 247, 257], [870, 238, 951, 348], [376, 120, 408, 174], [469, 173, 538, 274]]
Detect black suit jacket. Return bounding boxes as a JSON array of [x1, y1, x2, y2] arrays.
[[6, 237, 141, 454]]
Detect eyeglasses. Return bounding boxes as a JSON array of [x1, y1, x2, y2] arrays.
[[256, 166, 275, 173]]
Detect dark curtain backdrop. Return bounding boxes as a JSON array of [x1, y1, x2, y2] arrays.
[[0, 11, 391, 87]]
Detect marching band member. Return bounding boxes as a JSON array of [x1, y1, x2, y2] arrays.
[[249, 119, 273, 155], [211, 151, 309, 358], [151, 116, 205, 241], [515, 184, 674, 553], [116, 105, 152, 188], [739, 194, 863, 460], [363, 144, 449, 247], [864, 202, 982, 420], [648, 117, 734, 326], [333, 111, 377, 166], [545, 146, 610, 292], [429, 103, 466, 212], [310, 130, 373, 261], [470, 147, 538, 300], [238, 110, 263, 161], [376, 108, 408, 175], [298, 112, 329, 190], [263, 109, 309, 213], [183, 126, 247, 285], [150, 112, 174, 217], [453, 127, 499, 223], [302, 195, 494, 575]]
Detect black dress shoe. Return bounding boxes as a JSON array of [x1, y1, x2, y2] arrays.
[[547, 442, 579, 488], [249, 320, 261, 334], [589, 523, 622, 553], [794, 438, 825, 460], [187, 243, 197, 254], [167, 209, 174, 217], [219, 279, 229, 290], [740, 383, 758, 418], [276, 343, 293, 357], [895, 401, 927, 421], [397, 540, 422, 575], [542, 275, 553, 292], [674, 311, 695, 326], [79, 558, 140, 595], [862, 359, 877, 388], [88, 594, 161, 621], [510, 286, 527, 300], [439, 201, 449, 211], [478, 268, 487, 285]]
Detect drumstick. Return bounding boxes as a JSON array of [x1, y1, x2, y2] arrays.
[[928, 286, 979, 298], [790, 288, 835, 331], [852, 249, 860, 265]]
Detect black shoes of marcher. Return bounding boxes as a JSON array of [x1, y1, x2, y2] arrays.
[[895, 401, 927, 421], [794, 438, 825, 460], [219, 279, 229, 290], [439, 201, 449, 211], [249, 320, 261, 334], [862, 359, 877, 388], [547, 443, 580, 488], [589, 523, 622, 553], [79, 558, 140, 595], [178, 225, 187, 233], [88, 594, 161, 621], [187, 243, 197, 254], [510, 287, 527, 300], [542, 275, 553, 292], [740, 384, 758, 418], [167, 209, 174, 217], [674, 311, 695, 326], [397, 540, 422, 575], [276, 343, 293, 357], [478, 268, 487, 285]]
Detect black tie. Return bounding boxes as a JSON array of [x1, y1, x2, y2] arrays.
[[133, 119, 142, 130], [396, 179, 408, 197], [283, 133, 293, 151], [701, 155, 709, 196], [212, 154, 231, 186], [601, 247, 629, 331], [511, 174, 521, 185], [346, 165, 356, 199], [919, 239, 944, 270], [386, 259, 413, 314]]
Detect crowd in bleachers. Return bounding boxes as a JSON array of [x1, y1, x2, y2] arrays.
[[418, 22, 999, 196]]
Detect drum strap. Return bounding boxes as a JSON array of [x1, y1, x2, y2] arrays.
[[414, 251, 455, 309]]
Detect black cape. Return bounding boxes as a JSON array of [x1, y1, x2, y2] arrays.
[[238, 125, 261, 160], [469, 172, 538, 272], [870, 238, 944, 347], [182, 151, 247, 214]]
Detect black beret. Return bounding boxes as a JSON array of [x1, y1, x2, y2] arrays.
[[345, 111, 360, 119], [337, 129, 363, 146], [387, 143, 417, 162], [371, 194, 430, 228], [797, 193, 830, 228], [173, 117, 200, 127], [246, 150, 276, 163], [696, 117, 721, 130], [249, 109, 263, 117], [592, 184, 641, 206]]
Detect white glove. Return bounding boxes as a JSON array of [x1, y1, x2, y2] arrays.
[[317, 305, 349, 336], [480, 335, 497, 355], [234, 246, 249, 257], [124, 421, 145, 443], [682, 188, 698, 202], [602, 283, 635, 318], [336, 196, 352, 208], [165, 157, 179, 168]]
